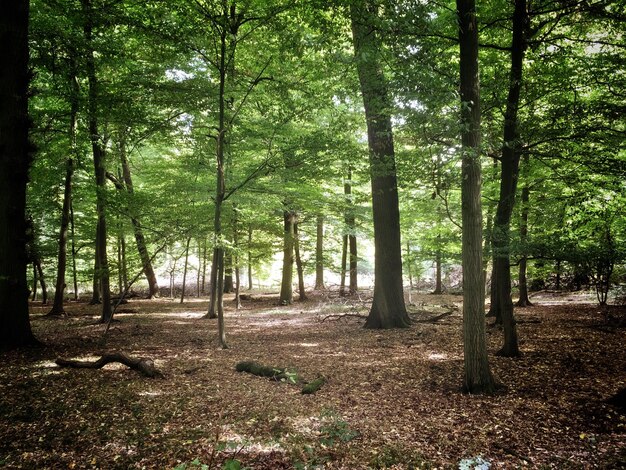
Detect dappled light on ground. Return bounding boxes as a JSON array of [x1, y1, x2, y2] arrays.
[[0, 292, 624, 468]]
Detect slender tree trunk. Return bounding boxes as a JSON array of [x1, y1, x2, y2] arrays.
[[70, 199, 79, 300], [516, 154, 532, 307], [201, 237, 207, 294], [340, 234, 348, 297], [206, 248, 218, 318], [82, 0, 111, 323], [117, 232, 123, 294], [351, 1, 409, 328], [406, 240, 413, 289], [349, 229, 357, 295], [90, 238, 101, 304], [458, 0, 496, 393], [180, 237, 191, 304], [223, 251, 234, 293], [294, 222, 306, 301], [555, 260, 561, 290], [279, 211, 295, 305], [118, 136, 159, 298], [314, 215, 325, 290], [247, 226, 253, 290], [49, 64, 78, 315], [32, 263, 38, 301], [233, 211, 241, 309], [49, 158, 74, 314], [34, 257, 47, 305], [433, 244, 443, 295], [491, 0, 527, 357]]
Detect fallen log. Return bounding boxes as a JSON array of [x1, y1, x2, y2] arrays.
[[301, 377, 326, 395], [56, 351, 163, 378], [235, 361, 298, 383]]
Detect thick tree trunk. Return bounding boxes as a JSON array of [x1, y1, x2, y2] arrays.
[[0, 0, 37, 349], [314, 215, 325, 290], [491, 0, 527, 357], [351, 1, 409, 328], [279, 211, 296, 305], [457, 0, 496, 393], [294, 222, 306, 301]]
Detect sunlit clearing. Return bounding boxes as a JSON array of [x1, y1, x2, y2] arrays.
[[428, 353, 448, 361], [220, 425, 285, 454], [151, 311, 205, 319], [299, 343, 319, 347]]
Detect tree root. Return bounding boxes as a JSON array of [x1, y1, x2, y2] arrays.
[[319, 312, 368, 322], [56, 351, 163, 378]]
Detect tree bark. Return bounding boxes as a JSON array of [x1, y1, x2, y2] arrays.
[[49, 63, 78, 316], [314, 214, 325, 290], [180, 237, 191, 304], [70, 199, 79, 300], [82, 0, 111, 323], [433, 244, 443, 295], [340, 234, 348, 297], [294, 222, 306, 301], [0, 0, 37, 349], [279, 211, 296, 305], [491, 0, 527, 357], [34, 256, 48, 305], [223, 251, 234, 293], [118, 135, 159, 298], [516, 154, 532, 307], [247, 226, 253, 290], [201, 237, 207, 294], [351, 1, 409, 328], [457, 0, 496, 393]]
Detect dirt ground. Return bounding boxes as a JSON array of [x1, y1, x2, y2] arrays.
[[1, 291, 624, 469]]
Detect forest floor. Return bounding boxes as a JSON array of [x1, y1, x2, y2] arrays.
[[1, 290, 625, 469]]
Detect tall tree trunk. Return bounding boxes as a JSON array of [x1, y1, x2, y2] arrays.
[[32, 263, 38, 301], [349, 228, 357, 295], [0, 0, 36, 349], [294, 222, 306, 301], [340, 234, 348, 297], [90, 248, 101, 304], [516, 154, 532, 307], [458, 0, 496, 393], [70, 199, 79, 300], [49, 157, 74, 314], [201, 237, 207, 294], [82, 0, 111, 323], [35, 258, 47, 305], [433, 243, 443, 295], [279, 211, 295, 305], [351, 1, 409, 328], [223, 251, 234, 293], [491, 0, 527, 357], [247, 226, 253, 290], [180, 237, 191, 304], [118, 136, 160, 298], [206, 248, 218, 318], [314, 215, 325, 290], [406, 240, 413, 289], [233, 210, 241, 309], [49, 64, 78, 315]]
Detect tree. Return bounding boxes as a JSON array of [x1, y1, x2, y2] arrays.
[[457, 0, 496, 394], [350, 0, 410, 329], [0, 0, 38, 349]]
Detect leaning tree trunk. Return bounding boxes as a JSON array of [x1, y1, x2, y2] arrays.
[[279, 211, 296, 305], [82, 0, 111, 323], [118, 136, 159, 298], [0, 0, 37, 349], [314, 215, 325, 290], [491, 0, 527, 357], [351, 1, 409, 328], [458, 0, 496, 394]]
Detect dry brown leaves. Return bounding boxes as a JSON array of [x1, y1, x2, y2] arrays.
[[0, 291, 624, 469]]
